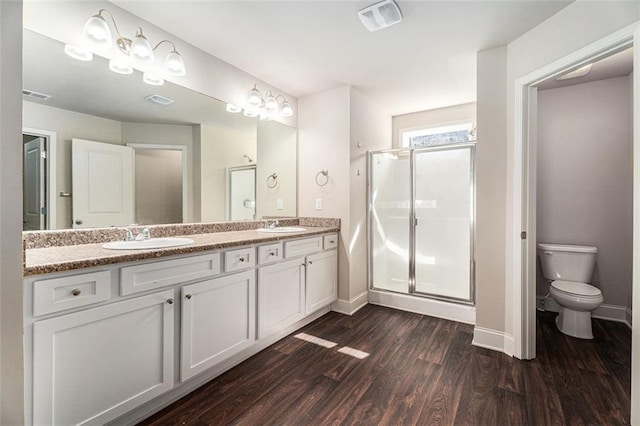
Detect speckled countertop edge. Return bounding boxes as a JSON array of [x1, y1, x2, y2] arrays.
[[25, 225, 340, 277]]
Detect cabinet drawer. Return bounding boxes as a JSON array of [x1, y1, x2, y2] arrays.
[[33, 271, 111, 316], [121, 253, 220, 296], [284, 237, 322, 258], [225, 247, 255, 272], [258, 243, 283, 265], [323, 233, 338, 250]]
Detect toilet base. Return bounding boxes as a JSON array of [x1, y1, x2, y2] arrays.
[[556, 309, 594, 339]]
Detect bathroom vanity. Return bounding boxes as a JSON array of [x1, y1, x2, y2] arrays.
[[23, 220, 339, 425]]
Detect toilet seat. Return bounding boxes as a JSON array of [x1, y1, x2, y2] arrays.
[[551, 280, 601, 298]]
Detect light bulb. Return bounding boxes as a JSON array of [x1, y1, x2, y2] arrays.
[[165, 51, 186, 76], [143, 72, 164, 86], [263, 93, 278, 115], [109, 60, 133, 75], [246, 86, 262, 108], [82, 13, 112, 47], [280, 100, 293, 117], [64, 44, 93, 61], [130, 29, 154, 63]]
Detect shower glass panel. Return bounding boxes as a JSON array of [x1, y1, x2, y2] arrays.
[[414, 146, 473, 301], [368, 143, 474, 304], [369, 150, 411, 293]]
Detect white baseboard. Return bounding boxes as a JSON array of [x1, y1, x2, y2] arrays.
[[368, 289, 476, 325], [537, 296, 632, 328], [331, 291, 368, 315], [472, 327, 514, 356]]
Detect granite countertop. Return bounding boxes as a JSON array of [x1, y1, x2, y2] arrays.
[[25, 226, 339, 276]]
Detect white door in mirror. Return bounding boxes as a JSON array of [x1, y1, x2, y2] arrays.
[[102, 237, 194, 250]]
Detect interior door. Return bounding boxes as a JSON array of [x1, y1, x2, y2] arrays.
[[72, 138, 133, 228], [23, 137, 46, 230]]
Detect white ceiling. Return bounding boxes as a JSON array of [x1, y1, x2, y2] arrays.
[[112, 0, 573, 116]]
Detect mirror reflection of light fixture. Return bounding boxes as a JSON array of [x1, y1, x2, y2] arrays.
[[226, 84, 294, 120], [65, 8, 186, 85]]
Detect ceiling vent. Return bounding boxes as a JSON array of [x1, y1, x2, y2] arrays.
[[22, 89, 51, 101], [144, 94, 175, 106], [358, 0, 402, 32]]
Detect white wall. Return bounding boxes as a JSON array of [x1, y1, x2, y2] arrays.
[[349, 87, 392, 300], [536, 76, 633, 309], [392, 102, 477, 148], [298, 86, 351, 299], [256, 121, 297, 218], [298, 85, 391, 307], [0, 1, 24, 422], [23, 102, 122, 228], [199, 123, 256, 222]]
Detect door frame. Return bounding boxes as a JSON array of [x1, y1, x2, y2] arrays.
[[127, 144, 188, 223], [511, 22, 639, 423], [226, 164, 257, 220], [22, 127, 56, 230]]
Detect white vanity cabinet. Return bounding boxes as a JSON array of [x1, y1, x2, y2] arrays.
[[180, 270, 255, 381], [257, 257, 306, 339], [32, 289, 174, 426], [25, 230, 338, 425], [305, 249, 338, 315]]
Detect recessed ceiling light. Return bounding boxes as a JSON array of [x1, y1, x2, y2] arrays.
[[64, 44, 93, 62], [556, 64, 593, 81], [109, 60, 133, 75], [226, 103, 242, 113], [142, 72, 164, 86]]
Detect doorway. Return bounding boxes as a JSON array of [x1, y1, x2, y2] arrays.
[[22, 127, 56, 230], [513, 25, 638, 424]]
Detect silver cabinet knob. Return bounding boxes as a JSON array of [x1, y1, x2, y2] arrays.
[[185, 294, 192, 300], [75, 219, 83, 225], [268, 251, 276, 256], [71, 289, 81, 296], [238, 256, 245, 262], [308, 260, 313, 265], [166, 298, 174, 304]]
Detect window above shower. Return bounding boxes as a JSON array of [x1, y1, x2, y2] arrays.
[[401, 122, 476, 148]]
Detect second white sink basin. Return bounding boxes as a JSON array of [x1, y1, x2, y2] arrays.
[[102, 237, 194, 250], [256, 227, 306, 233]]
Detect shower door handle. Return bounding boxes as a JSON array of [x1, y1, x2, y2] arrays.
[[413, 218, 418, 226]]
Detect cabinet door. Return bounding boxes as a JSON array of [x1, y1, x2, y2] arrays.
[[306, 249, 338, 314], [180, 270, 256, 381], [33, 290, 174, 426], [257, 257, 305, 339]]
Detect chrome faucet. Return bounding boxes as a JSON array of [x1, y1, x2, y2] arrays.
[[135, 228, 151, 241], [261, 220, 279, 229], [125, 227, 151, 241]]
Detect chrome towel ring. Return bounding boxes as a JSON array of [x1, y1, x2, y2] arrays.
[[315, 169, 329, 187], [266, 173, 278, 189]]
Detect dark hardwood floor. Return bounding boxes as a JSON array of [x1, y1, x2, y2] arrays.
[[138, 305, 631, 425]]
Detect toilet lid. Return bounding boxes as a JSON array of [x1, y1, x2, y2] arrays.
[[551, 280, 601, 297]]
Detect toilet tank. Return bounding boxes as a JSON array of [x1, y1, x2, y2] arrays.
[[537, 243, 597, 283]]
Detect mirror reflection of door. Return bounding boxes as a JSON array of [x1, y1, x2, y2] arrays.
[[71, 138, 134, 228], [130, 145, 185, 225], [23, 135, 46, 230], [228, 166, 256, 220]]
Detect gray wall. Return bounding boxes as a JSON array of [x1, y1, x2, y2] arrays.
[[536, 75, 633, 309]]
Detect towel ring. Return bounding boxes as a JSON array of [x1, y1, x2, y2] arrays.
[[266, 173, 278, 189], [315, 169, 329, 187]]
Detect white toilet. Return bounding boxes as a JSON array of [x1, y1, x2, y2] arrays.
[[537, 243, 604, 339]]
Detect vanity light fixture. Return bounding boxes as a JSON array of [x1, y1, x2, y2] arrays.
[[230, 84, 294, 120], [65, 8, 186, 86]]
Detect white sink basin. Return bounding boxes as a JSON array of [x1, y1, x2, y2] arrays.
[[256, 227, 306, 234], [102, 237, 194, 250]]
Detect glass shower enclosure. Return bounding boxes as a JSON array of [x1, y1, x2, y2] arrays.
[[368, 143, 475, 303]]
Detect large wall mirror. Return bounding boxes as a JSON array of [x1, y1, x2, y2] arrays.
[[22, 29, 297, 230]]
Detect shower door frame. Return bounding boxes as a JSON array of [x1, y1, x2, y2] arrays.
[[367, 142, 476, 305]]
